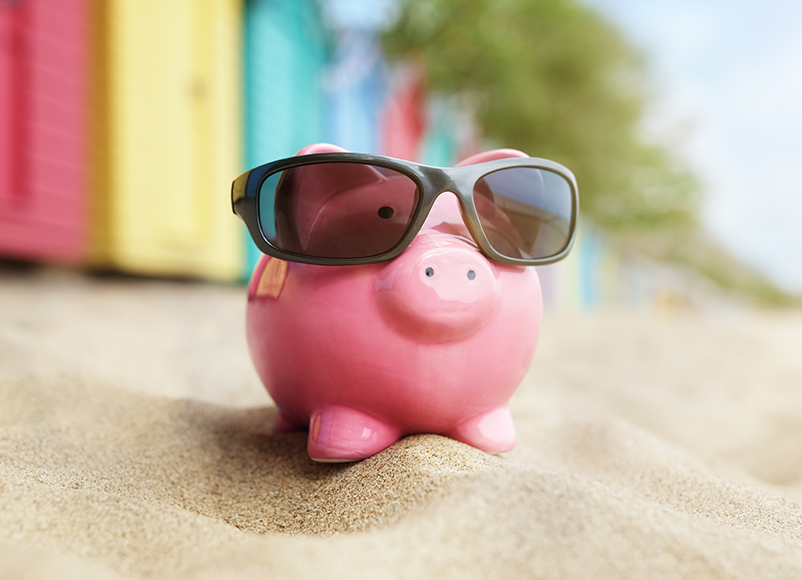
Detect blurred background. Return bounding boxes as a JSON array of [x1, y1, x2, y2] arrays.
[[1, 0, 799, 311]]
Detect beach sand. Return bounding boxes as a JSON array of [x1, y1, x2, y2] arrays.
[[2, 263, 802, 579]]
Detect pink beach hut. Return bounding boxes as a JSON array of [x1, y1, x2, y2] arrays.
[[0, 0, 88, 263], [380, 65, 427, 162]]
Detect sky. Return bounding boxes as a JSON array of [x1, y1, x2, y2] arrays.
[[584, 0, 802, 293]]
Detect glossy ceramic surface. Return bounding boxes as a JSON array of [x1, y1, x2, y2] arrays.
[[246, 144, 542, 462]]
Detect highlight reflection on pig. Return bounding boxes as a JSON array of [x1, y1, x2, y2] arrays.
[[247, 144, 543, 462]]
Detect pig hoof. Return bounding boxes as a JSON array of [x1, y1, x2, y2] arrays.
[[447, 406, 516, 454], [307, 406, 400, 462]]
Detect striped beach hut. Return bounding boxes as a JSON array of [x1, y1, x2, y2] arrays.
[[242, 0, 330, 274], [0, 0, 88, 264]]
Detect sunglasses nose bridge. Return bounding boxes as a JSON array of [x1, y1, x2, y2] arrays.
[[424, 167, 460, 199], [423, 167, 479, 215], [413, 168, 486, 246], [413, 168, 458, 221]]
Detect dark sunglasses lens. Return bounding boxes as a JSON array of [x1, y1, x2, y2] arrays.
[[473, 167, 574, 260], [258, 162, 420, 259]]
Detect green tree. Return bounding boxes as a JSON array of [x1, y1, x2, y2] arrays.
[[382, 0, 699, 231]]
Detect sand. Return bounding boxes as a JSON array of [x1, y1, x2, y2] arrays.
[[2, 262, 802, 579]]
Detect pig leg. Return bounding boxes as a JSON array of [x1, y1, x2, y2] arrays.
[[445, 405, 516, 454], [307, 406, 401, 462]]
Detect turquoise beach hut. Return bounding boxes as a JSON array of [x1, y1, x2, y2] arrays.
[[243, 0, 330, 275]]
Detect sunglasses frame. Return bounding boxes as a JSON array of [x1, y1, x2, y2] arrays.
[[231, 152, 579, 267]]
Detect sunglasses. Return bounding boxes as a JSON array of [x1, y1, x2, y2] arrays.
[[231, 152, 579, 267]]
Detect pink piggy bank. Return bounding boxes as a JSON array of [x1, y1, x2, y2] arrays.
[[242, 144, 577, 462]]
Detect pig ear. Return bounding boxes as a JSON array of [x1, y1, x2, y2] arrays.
[[456, 148, 529, 166], [295, 143, 350, 156], [275, 144, 393, 253], [290, 142, 385, 191]]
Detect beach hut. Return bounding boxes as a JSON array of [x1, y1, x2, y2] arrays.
[[324, 30, 386, 155], [380, 64, 427, 162], [90, 0, 243, 281], [0, 0, 88, 263], [243, 0, 329, 273]]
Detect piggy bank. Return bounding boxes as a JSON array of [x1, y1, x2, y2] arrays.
[[246, 144, 545, 462]]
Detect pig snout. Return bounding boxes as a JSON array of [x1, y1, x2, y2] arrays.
[[375, 238, 499, 343]]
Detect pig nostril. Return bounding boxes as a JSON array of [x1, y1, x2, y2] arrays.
[[425, 267, 435, 278], [467, 270, 476, 281], [378, 206, 394, 219]]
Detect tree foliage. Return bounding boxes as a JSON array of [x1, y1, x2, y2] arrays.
[[382, 0, 699, 230]]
